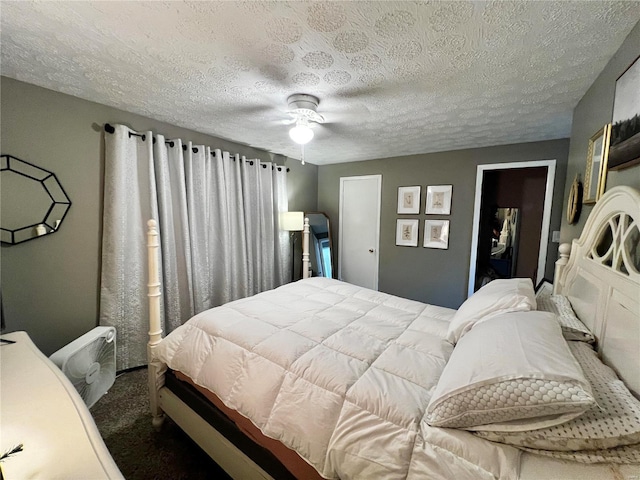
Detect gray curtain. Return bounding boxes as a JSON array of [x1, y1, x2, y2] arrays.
[[100, 125, 290, 370]]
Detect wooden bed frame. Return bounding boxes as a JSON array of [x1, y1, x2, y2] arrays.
[[146, 216, 314, 479], [146, 186, 640, 479]]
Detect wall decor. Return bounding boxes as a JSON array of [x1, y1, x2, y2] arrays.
[[425, 185, 452, 214], [608, 55, 640, 170], [397, 186, 421, 214], [583, 124, 611, 204], [0, 155, 71, 245], [566, 174, 582, 224], [424, 220, 449, 249], [395, 219, 419, 247]]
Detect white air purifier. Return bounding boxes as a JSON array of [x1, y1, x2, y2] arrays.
[[50, 326, 117, 408]]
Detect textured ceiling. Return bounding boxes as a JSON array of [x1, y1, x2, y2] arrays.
[[2, 1, 639, 165]]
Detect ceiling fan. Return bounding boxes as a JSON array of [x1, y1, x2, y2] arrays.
[[256, 92, 370, 164], [285, 93, 324, 145], [228, 90, 370, 152]]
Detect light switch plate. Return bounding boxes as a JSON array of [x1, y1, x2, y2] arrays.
[[552, 230, 561, 243]]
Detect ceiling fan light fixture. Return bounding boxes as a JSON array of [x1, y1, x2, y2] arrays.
[[289, 121, 314, 145]]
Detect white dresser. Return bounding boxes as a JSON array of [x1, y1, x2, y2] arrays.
[[0, 331, 123, 479]]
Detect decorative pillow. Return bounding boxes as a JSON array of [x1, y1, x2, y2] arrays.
[[446, 278, 536, 344], [474, 341, 640, 452], [427, 311, 595, 431], [536, 294, 595, 343]]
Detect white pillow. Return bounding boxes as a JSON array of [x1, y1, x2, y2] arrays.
[[447, 278, 536, 344], [426, 311, 596, 431], [474, 341, 640, 453]]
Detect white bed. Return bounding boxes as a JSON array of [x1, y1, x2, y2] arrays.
[[147, 186, 640, 480]]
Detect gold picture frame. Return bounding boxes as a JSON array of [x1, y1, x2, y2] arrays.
[[583, 124, 611, 204]]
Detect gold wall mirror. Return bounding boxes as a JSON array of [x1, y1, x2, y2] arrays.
[[566, 175, 582, 224], [583, 124, 611, 204]]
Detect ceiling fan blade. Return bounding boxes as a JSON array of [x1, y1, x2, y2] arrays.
[[264, 116, 296, 127], [321, 109, 369, 125], [317, 96, 371, 124], [313, 122, 350, 138], [236, 104, 274, 116], [333, 84, 386, 101], [211, 102, 273, 118]]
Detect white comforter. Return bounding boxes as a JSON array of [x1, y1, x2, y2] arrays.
[[155, 278, 521, 479]]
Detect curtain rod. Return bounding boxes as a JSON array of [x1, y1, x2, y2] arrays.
[[104, 123, 290, 172]]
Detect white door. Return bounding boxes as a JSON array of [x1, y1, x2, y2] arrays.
[[339, 175, 381, 290]]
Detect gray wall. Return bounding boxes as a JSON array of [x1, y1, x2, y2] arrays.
[[0, 77, 317, 355], [318, 139, 570, 309], [317, 22, 640, 311], [2, 21, 637, 354], [561, 22, 640, 241]]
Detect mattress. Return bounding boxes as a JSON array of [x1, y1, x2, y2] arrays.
[[168, 370, 323, 480], [155, 277, 522, 479]]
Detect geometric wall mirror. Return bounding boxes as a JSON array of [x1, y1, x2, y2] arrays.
[[1, 154, 71, 245]]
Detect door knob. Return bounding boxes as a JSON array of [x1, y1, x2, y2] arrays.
[[368, 248, 374, 253]]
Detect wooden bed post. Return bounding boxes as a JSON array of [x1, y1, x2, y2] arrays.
[[147, 219, 166, 429], [553, 243, 571, 295], [302, 216, 311, 279]]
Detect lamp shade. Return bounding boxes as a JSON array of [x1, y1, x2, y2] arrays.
[[289, 124, 314, 145], [280, 211, 304, 231]]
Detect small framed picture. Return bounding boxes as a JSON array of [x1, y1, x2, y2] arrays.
[[397, 186, 421, 214], [424, 220, 449, 249], [396, 219, 419, 247], [425, 185, 452, 214]]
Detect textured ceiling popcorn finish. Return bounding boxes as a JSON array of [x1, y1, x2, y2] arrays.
[[2, 1, 639, 165]]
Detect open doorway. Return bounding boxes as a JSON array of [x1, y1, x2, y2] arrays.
[[468, 160, 556, 297]]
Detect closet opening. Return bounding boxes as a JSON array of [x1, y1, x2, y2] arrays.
[[468, 160, 556, 297]]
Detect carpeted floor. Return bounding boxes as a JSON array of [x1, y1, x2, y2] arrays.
[[90, 367, 231, 480]]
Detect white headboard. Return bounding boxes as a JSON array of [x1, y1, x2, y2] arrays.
[[555, 186, 640, 398]]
